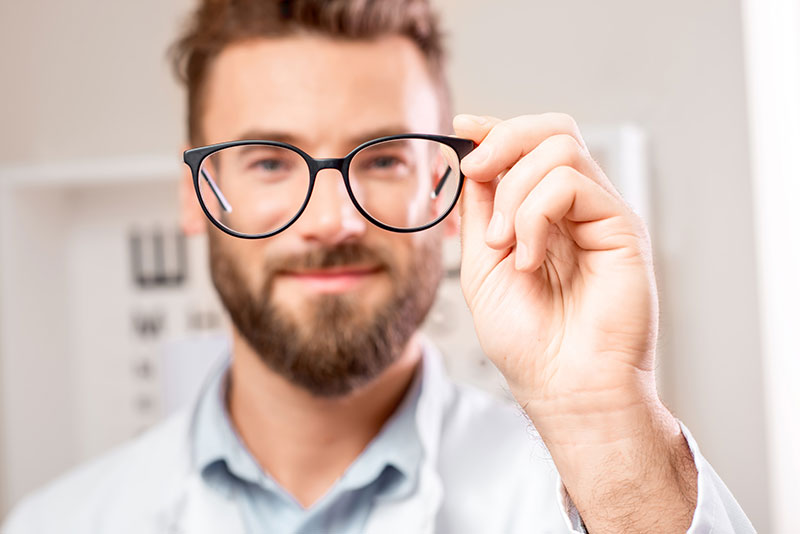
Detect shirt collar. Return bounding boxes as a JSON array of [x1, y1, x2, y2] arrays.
[[190, 347, 429, 500]]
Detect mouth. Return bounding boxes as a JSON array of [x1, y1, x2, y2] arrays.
[[277, 265, 383, 294]]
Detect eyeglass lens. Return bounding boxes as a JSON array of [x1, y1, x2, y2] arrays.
[[197, 138, 461, 236]]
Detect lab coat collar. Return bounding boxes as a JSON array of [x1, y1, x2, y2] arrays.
[[363, 338, 450, 534], [155, 337, 451, 534]]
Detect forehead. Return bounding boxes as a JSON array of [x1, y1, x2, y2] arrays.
[[201, 34, 443, 151]]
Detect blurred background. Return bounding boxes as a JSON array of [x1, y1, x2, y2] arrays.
[[1, 0, 798, 532]]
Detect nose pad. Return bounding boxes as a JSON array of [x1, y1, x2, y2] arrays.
[[296, 168, 367, 242]]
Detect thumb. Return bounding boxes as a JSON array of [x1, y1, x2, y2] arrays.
[[458, 173, 506, 303], [454, 114, 505, 273], [459, 176, 496, 240], [453, 113, 502, 226]]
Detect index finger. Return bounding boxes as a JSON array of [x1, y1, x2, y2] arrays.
[[452, 114, 503, 144], [459, 113, 587, 183]]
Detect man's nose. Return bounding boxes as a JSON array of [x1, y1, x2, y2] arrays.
[[294, 168, 367, 245]]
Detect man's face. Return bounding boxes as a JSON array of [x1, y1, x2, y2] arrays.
[[196, 35, 447, 396]]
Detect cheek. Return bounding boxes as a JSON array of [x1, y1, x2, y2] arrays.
[[270, 276, 309, 319], [210, 228, 272, 292], [392, 229, 443, 281]]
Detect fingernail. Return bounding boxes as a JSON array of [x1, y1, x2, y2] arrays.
[[485, 212, 504, 242], [515, 242, 530, 269], [464, 144, 490, 168]]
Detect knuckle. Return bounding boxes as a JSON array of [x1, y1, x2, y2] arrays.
[[511, 114, 547, 136], [516, 113, 541, 125], [493, 172, 512, 207], [514, 195, 539, 229], [545, 134, 583, 165], [489, 120, 514, 141], [513, 206, 529, 231], [547, 164, 579, 185], [543, 112, 580, 136]]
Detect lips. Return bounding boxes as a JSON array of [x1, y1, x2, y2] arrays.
[[278, 265, 382, 294]]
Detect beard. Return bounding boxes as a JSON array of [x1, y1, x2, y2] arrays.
[[208, 230, 443, 397]]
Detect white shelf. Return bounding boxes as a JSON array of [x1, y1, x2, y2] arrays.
[[0, 154, 181, 188]]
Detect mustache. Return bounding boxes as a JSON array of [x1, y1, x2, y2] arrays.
[[263, 242, 394, 278]]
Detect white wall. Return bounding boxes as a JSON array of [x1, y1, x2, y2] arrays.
[[0, 0, 190, 164], [741, 0, 800, 531], [0, 0, 194, 515], [0, 0, 769, 529]]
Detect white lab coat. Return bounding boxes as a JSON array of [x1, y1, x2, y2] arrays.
[[2, 347, 754, 533]]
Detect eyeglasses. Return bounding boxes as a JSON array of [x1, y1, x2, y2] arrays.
[[183, 134, 475, 239]]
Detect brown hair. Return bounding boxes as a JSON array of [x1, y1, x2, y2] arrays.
[[170, 0, 450, 145]]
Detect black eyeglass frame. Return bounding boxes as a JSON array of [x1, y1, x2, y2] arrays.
[[183, 133, 475, 239]]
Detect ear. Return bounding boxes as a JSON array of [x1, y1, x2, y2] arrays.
[[180, 145, 207, 236]]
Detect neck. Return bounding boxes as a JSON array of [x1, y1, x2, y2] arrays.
[[227, 330, 423, 508]]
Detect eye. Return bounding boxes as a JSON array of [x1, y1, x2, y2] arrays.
[[242, 155, 300, 184], [253, 158, 286, 171], [371, 155, 402, 169], [362, 154, 410, 174]]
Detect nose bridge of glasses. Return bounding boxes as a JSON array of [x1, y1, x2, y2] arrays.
[[311, 157, 347, 176], [300, 163, 364, 237], [310, 165, 352, 204]]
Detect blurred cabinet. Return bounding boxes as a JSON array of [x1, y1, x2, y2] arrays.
[[0, 125, 647, 514]]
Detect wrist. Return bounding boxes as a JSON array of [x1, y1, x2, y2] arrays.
[[532, 396, 681, 469], [527, 390, 667, 447], [535, 399, 698, 532], [514, 364, 660, 440]]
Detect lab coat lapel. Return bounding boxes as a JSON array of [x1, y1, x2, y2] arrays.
[[142, 402, 247, 534], [362, 463, 443, 534], [156, 472, 247, 534], [363, 342, 452, 534]]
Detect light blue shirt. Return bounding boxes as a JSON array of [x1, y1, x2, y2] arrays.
[[191, 361, 424, 534]]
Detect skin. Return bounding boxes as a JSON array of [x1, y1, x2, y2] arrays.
[[181, 34, 698, 532]]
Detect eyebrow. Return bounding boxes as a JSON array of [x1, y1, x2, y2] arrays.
[[235, 125, 418, 153], [236, 130, 304, 145]]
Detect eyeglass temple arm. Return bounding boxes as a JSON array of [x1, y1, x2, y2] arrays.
[[431, 167, 452, 199], [201, 169, 233, 213]]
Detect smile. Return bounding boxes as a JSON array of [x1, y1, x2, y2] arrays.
[[279, 265, 383, 294]]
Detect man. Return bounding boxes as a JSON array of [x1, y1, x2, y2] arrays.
[[2, 0, 753, 532]]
